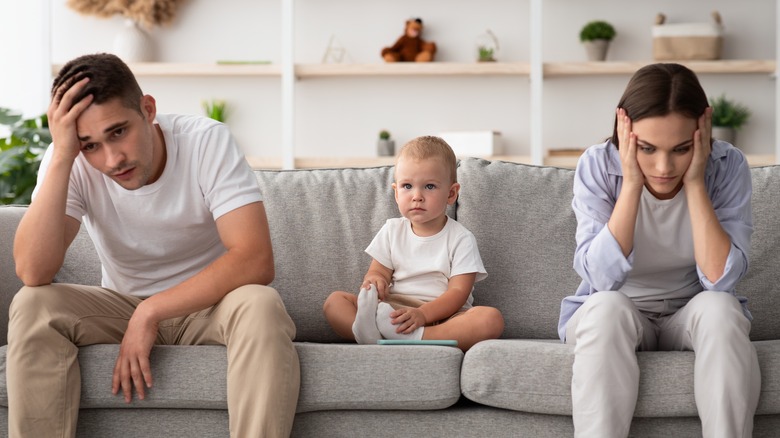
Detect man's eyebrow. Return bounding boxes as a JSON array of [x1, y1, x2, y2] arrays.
[[636, 139, 694, 148], [77, 121, 129, 142]]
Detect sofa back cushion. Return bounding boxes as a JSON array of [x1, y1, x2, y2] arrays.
[[256, 166, 401, 342], [740, 166, 780, 340], [455, 158, 581, 340]]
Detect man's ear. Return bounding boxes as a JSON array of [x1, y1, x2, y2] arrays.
[[140, 94, 157, 122], [448, 182, 460, 205]]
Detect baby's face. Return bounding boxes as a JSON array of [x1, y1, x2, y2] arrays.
[[393, 156, 458, 236]]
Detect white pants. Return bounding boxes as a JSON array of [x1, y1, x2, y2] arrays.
[[566, 291, 760, 438]]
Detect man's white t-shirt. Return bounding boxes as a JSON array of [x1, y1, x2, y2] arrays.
[[34, 114, 263, 297], [365, 216, 487, 308]]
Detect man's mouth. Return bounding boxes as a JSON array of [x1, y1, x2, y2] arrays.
[[113, 167, 135, 180]]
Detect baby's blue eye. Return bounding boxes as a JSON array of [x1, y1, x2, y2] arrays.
[[403, 183, 412, 189], [425, 184, 436, 190]]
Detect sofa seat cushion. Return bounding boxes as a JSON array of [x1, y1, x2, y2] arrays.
[[0, 342, 463, 413], [296, 343, 463, 413], [461, 339, 780, 417]]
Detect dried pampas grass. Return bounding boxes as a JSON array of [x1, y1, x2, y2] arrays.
[[67, 0, 187, 29]]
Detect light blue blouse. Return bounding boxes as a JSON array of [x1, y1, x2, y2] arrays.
[[558, 139, 753, 341]]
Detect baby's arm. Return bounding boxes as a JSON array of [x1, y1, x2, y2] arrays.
[[390, 273, 476, 334], [361, 259, 393, 300]]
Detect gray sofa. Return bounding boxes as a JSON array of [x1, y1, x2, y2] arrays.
[[1, 157, 779, 437]]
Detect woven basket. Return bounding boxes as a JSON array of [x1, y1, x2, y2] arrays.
[[652, 12, 724, 60]]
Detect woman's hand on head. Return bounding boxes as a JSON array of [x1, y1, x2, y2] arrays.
[[616, 108, 645, 191], [684, 107, 712, 185]]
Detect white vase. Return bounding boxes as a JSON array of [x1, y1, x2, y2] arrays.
[[113, 19, 155, 62]]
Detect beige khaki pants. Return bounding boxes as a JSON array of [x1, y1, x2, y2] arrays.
[[6, 283, 300, 438], [566, 290, 760, 438]]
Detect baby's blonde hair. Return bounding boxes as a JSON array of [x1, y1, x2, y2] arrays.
[[396, 136, 457, 183]]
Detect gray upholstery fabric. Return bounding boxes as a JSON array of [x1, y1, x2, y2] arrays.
[[461, 339, 780, 417], [0, 206, 26, 344], [296, 343, 463, 413], [0, 342, 462, 412], [455, 158, 581, 339], [740, 166, 780, 341]]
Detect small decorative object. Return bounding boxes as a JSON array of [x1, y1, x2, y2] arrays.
[[381, 18, 437, 62], [377, 130, 395, 156], [579, 20, 616, 62], [202, 99, 227, 123], [475, 30, 499, 62], [709, 94, 751, 145], [322, 35, 350, 64], [438, 131, 502, 157], [653, 11, 724, 60], [66, 0, 187, 62]]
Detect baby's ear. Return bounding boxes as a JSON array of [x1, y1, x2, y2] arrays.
[[448, 182, 461, 203]]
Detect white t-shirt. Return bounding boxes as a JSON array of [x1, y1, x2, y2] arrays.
[[365, 216, 487, 308], [619, 187, 699, 315], [34, 114, 263, 297]]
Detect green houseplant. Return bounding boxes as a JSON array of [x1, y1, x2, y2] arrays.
[[202, 99, 227, 123], [709, 94, 751, 145], [0, 108, 50, 205], [579, 20, 616, 61]]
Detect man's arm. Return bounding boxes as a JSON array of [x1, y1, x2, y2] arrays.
[[14, 77, 93, 285], [112, 201, 274, 402]]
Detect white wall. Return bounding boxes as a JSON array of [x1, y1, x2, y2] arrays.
[[1, 0, 775, 158]]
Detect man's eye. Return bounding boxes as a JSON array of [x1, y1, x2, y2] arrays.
[[639, 146, 654, 153], [82, 143, 96, 151], [112, 127, 126, 137], [674, 146, 692, 154]]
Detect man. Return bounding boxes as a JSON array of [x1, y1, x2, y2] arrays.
[[9, 53, 300, 437]]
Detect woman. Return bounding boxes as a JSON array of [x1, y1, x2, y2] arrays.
[[558, 63, 760, 437]]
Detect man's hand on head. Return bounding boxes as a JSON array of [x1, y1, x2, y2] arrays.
[[47, 76, 94, 163]]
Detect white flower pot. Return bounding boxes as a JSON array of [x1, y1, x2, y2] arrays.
[[113, 19, 155, 62]]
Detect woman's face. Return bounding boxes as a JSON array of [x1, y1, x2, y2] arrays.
[[631, 112, 697, 200]]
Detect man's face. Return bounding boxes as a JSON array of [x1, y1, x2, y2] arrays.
[[75, 96, 164, 190]]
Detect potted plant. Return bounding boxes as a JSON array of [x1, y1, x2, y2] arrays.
[[202, 99, 227, 123], [0, 107, 50, 205], [709, 94, 751, 145], [377, 130, 395, 156], [580, 20, 616, 61]]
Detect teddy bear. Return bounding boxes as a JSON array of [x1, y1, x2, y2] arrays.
[[381, 18, 437, 62]]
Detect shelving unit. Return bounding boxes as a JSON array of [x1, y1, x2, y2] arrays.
[[47, 0, 780, 168]]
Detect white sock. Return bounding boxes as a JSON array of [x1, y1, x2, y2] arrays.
[[376, 302, 424, 341], [352, 285, 382, 344]]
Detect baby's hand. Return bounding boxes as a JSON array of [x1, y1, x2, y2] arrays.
[[390, 307, 427, 334], [361, 277, 389, 300]]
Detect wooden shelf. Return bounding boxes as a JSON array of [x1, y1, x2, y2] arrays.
[[53, 60, 773, 79], [295, 62, 531, 78], [544, 60, 776, 77], [52, 63, 282, 77], [246, 154, 776, 170]]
